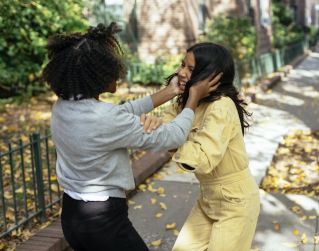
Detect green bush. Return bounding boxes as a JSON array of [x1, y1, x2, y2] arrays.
[[129, 54, 183, 85], [204, 16, 256, 61], [0, 0, 87, 97], [131, 63, 165, 84], [307, 25, 319, 47], [272, 1, 305, 48]]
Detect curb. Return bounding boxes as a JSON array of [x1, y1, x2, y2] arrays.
[[132, 150, 170, 187], [15, 219, 68, 251], [15, 151, 171, 251], [244, 50, 311, 103], [259, 51, 310, 92]]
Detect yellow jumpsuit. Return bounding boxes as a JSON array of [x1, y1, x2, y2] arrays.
[[162, 97, 260, 251]]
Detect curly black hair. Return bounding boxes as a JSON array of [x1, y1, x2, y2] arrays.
[[167, 42, 252, 135], [42, 22, 126, 100]]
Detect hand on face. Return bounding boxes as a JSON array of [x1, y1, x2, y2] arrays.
[[172, 51, 223, 98], [189, 72, 223, 100], [167, 75, 184, 95]]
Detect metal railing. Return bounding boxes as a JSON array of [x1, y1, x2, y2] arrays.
[[125, 39, 312, 89], [237, 39, 309, 86], [0, 132, 61, 238]]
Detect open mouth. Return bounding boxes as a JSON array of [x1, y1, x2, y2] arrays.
[[179, 80, 187, 87], [178, 80, 187, 92]]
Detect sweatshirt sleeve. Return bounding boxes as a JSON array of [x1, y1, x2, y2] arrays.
[[104, 106, 194, 151], [172, 105, 233, 175], [118, 96, 154, 116]]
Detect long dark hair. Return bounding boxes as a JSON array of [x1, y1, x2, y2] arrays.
[[168, 42, 251, 134], [42, 22, 126, 100]]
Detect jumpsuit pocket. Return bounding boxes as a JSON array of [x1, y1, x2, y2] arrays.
[[220, 183, 246, 207], [199, 185, 221, 218]]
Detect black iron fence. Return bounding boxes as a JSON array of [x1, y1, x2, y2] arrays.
[[0, 132, 61, 238], [237, 39, 309, 86]]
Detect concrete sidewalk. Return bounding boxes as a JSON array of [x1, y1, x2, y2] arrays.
[[128, 50, 319, 251]]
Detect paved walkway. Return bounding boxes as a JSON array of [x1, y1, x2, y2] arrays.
[[129, 50, 319, 251]]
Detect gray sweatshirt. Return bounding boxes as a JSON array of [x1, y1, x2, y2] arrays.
[[51, 96, 194, 198]]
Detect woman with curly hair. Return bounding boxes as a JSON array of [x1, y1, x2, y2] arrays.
[[160, 42, 260, 251], [42, 23, 221, 251]]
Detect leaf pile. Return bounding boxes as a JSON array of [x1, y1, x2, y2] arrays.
[[261, 130, 319, 196], [0, 93, 55, 151]]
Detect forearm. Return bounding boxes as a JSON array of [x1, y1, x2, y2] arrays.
[[185, 92, 200, 112], [150, 86, 176, 108], [119, 96, 153, 115]]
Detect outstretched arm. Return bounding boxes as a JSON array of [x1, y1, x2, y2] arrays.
[[118, 76, 180, 116]]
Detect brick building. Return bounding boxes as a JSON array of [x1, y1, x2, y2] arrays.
[[89, 0, 306, 60], [88, 0, 319, 61], [122, 0, 252, 62]]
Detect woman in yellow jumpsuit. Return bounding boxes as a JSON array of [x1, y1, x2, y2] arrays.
[[162, 42, 260, 251]]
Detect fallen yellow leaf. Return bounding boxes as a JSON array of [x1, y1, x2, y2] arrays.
[[301, 233, 308, 244], [173, 229, 180, 236], [157, 187, 165, 195], [155, 213, 163, 218], [151, 239, 161, 247], [128, 200, 136, 205], [51, 184, 59, 193], [153, 173, 163, 180], [7, 125, 19, 133], [6, 207, 15, 221], [138, 184, 147, 192], [291, 205, 302, 214], [165, 222, 176, 230], [147, 184, 157, 193], [0, 242, 7, 250], [15, 187, 24, 194], [4, 191, 12, 200], [134, 205, 142, 209], [293, 229, 299, 235], [159, 202, 167, 210], [33, 111, 51, 121], [150, 198, 157, 205]]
